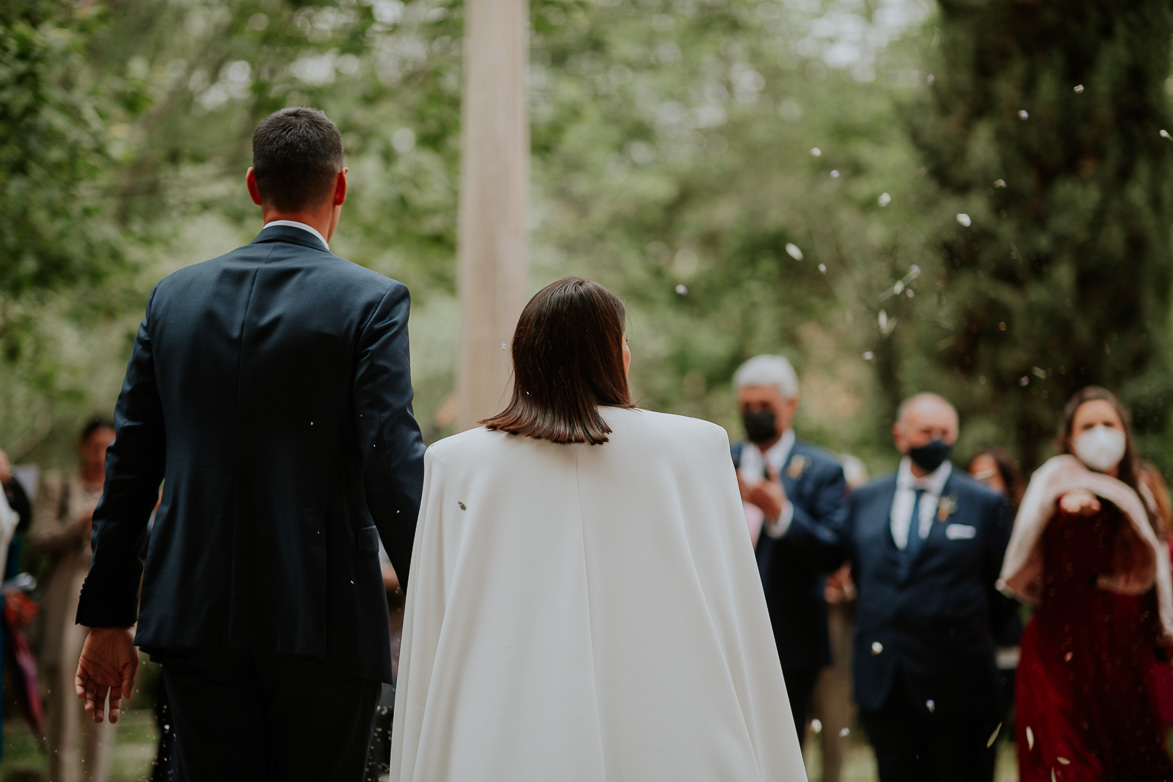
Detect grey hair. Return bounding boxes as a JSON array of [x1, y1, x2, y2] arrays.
[[895, 393, 957, 426], [733, 355, 799, 400]]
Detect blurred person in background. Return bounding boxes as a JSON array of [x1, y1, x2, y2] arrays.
[[731, 355, 849, 748], [844, 393, 1012, 782], [0, 445, 34, 763], [1000, 386, 1173, 781], [967, 447, 1026, 737], [29, 417, 117, 782], [810, 453, 867, 782]]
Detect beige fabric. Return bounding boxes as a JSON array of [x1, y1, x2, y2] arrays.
[[30, 472, 118, 782], [998, 454, 1173, 641], [391, 407, 807, 782]]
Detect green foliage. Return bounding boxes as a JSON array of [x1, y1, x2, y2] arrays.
[[904, 0, 1173, 468], [0, 1, 123, 330]]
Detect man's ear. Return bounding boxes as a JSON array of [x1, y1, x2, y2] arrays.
[[333, 168, 348, 206], [246, 167, 263, 206]]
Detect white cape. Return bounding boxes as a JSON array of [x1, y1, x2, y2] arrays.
[[391, 407, 806, 782]]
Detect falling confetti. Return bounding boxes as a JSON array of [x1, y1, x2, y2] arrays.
[[501, 342, 507, 350], [839, 728, 850, 737], [458, 501, 467, 511], [810, 147, 822, 157], [785, 243, 804, 260], [863, 351, 875, 361], [810, 719, 823, 734], [926, 699, 936, 713], [877, 192, 892, 207], [1018, 109, 1029, 120], [1161, 129, 1172, 141], [871, 641, 884, 655], [1026, 726, 1035, 751], [675, 284, 688, 295], [818, 263, 827, 273], [956, 213, 972, 227], [927, 73, 935, 86], [893, 280, 905, 295], [1064, 652, 1073, 662], [1058, 757, 1071, 765], [1020, 376, 1030, 386], [994, 179, 1007, 188], [987, 723, 1002, 748], [830, 169, 841, 178], [1073, 84, 1085, 93]]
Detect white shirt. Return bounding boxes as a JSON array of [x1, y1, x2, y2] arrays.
[[738, 429, 796, 539], [262, 220, 330, 251], [890, 457, 952, 550]]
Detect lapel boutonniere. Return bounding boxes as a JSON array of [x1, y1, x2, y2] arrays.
[[937, 493, 958, 523], [787, 455, 809, 481]]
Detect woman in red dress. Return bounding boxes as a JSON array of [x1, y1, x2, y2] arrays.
[[1000, 386, 1173, 781]]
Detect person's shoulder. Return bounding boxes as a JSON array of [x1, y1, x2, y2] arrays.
[[792, 439, 844, 472], [854, 472, 897, 501], [425, 426, 509, 467], [948, 468, 1003, 505], [610, 408, 729, 449]]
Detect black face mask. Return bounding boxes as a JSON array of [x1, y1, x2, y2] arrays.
[[742, 410, 778, 445], [908, 439, 952, 472]]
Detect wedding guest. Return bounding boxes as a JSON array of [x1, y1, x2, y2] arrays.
[[731, 354, 849, 746], [30, 418, 117, 782], [844, 393, 1012, 782], [1000, 386, 1173, 781], [0, 446, 31, 764], [391, 278, 806, 781]]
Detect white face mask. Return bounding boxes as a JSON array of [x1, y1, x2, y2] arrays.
[[1074, 425, 1127, 473]]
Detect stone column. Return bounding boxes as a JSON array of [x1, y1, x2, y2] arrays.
[[455, 0, 529, 430]]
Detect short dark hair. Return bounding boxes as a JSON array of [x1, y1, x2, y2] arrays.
[[481, 277, 634, 445], [80, 416, 115, 443], [251, 107, 343, 212]]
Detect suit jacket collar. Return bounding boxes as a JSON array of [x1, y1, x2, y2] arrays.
[[250, 224, 333, 254]]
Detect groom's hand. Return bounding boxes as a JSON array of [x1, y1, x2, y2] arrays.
[[75, 627, 138, 724]]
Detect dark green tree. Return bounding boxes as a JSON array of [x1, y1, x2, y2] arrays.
[[905, 0, 1173, 468]]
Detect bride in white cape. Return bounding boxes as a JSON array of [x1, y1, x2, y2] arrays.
[[390, 278, 807, 782]]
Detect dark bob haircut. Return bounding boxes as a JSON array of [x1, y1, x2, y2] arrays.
[[481, 277, 634, 445], [251, 107, 343, 213]]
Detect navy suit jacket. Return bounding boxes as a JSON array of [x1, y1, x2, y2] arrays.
[[846, 467, 1012, 715], [734, 438, 848, 671], [75, 226, 426, 683]]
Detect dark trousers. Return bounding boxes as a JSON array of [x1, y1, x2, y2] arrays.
[[160, 648, 380, 782], [860, 672, 997, 782], [782, 665, 821, 750]]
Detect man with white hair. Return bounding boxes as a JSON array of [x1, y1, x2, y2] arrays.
[[732, 354, 849, 748]]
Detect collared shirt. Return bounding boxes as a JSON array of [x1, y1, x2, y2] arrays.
[[890, 457, 952, 550], [738, 429, 796, 539], [263, 220, 330, 251]]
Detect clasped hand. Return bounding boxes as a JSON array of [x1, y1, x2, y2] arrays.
[[74, 627, 139, 724], [738, 467, 787, 521], [1059, 490, 1101, 516]]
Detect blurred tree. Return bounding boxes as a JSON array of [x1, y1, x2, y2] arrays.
[[905, 0, 1173, 468], [0, 0, 123, 343]]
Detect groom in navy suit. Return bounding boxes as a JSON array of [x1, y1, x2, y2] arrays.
[[72, 108, 426, 781], [846, 393, 1012, 782], [731, 355, 849, 747]]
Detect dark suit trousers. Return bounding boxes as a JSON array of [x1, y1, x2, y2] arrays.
[[160, 648, 380, 782], [859, 670, 997, 782], [782, 665, 820, 749]]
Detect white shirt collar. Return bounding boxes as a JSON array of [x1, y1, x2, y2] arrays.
[[262, 220, 330, 251], [896, 456, 952, 496], [739, 429, 796, 480]]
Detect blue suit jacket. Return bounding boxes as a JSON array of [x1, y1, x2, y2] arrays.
[[75, 226, 426, 683], [846, 467, 1012, 715], [733, 438, 848, 671]]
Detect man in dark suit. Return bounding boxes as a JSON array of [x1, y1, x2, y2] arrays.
[[72, 108, 426, 781], [846, 393, 1012, 782], [732, 355, 848, 748]]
